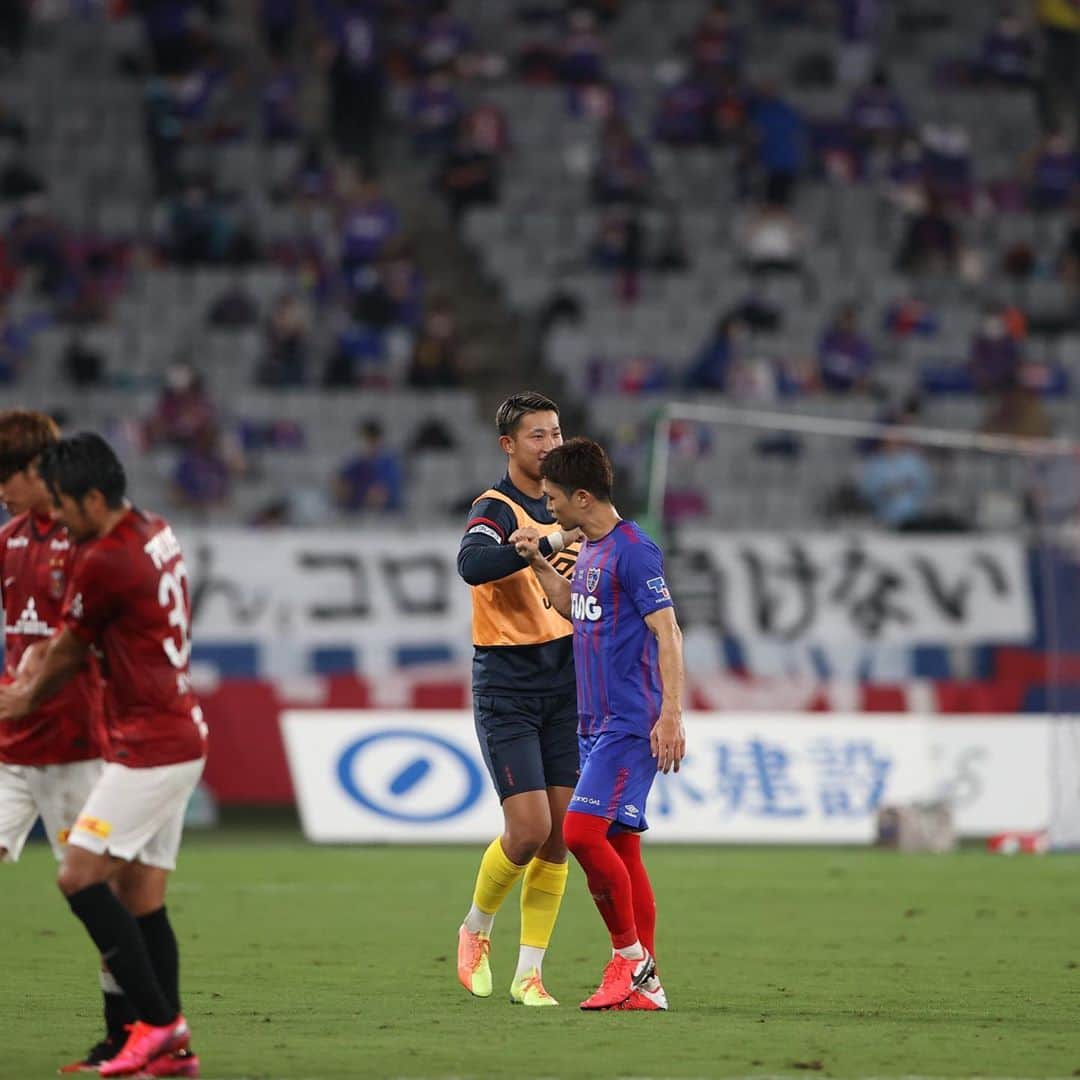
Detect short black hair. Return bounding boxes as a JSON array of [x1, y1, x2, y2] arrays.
[[540, 437, 613, 501], [38, 432, 127, 509], [495, 391, 559, 436]]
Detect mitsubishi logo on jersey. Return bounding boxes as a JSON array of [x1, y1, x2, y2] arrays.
[[5, 596, 54, 637]]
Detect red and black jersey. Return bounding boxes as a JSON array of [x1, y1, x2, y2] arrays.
[[63, 508, 206, 768], [0, 511, 105, 765]]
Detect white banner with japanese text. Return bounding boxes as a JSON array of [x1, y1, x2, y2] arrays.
[[671, 532, 1034, 646], [177, 527, 472, 673], [282, 711, 1051, 844]]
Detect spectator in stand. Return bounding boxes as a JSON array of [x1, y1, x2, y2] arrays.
[[685, 314, 743, 391], [63, 337, 106, 388], [334, 419, 404, 512], [261, 0, 298, 59], [835, 0, 882, 87], [257, 294, 311, 387], [1025, 128, 1080, 211], [411, 0, 474, 75], [408, 69, 462, 156], [846, 67, 908, 150], [745, 84, 805, 205], [654, 73, 712, 146], [163, 178, 239, 265], [980, 374, 1053, 438], [262, 58, 301, 142], [9, 205, 70, 299], [591, 117, 651, 205], [408, 300, 462, 387], [896, 189, 960, 274], [969, 303, 1025, 395], [885, 134, 929, 213], [818, 305, 874, 393], [145, 362, 217, 448], [691, 1, 742, 77], [339, 173, 401, 282], [589, 210, 644, 303], [460, 102, 511, 158], [436, 125, 500, 223], [319, 0, 385, 175], [856, 424, 935, 531], [920, 122, 973, 199], [1035, 0, 1080, 140], [558, 7, 606, 84], [324, 322, 390, 387], [351, 239, 424, 329], [977, 4, 1035, 86], [172, 423, 233, 511], [0, 297, 31, 384]]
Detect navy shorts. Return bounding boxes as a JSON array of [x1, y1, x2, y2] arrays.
[[473, 691, 580, 802], [570, 730, 657, 833]]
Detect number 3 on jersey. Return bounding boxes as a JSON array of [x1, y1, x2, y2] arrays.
[[158, 560, 192, 669]]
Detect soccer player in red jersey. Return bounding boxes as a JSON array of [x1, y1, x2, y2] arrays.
[[0, 433, 206, 1079], [0, 411, 134, 1068]]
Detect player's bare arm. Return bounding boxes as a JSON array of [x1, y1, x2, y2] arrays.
[[645, 607, 686, 774], [0, 628, 89, 721], [511, 529, 572, 619]]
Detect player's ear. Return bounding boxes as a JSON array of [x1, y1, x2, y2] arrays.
[[498, 433, 514, 455]]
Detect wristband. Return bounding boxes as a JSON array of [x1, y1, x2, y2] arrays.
[[545, 530, 565, 554]]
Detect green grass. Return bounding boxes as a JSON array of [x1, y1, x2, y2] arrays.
[[3, 822, 1080, 1079]]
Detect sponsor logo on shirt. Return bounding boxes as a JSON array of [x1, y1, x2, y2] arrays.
[[6, 537, 28, 549], [624, 804, 640, 816], [74, 815, 112, 839], [49, 539, 70, 551], [571, 794, 602, 806], [571, 593, 603, 621], [646, 576, 671, 601], [5, 596, 53, 637]]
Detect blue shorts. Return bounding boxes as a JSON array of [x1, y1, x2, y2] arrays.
[[570, 730, 656, 833]]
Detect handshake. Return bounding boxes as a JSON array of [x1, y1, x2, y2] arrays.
[[510, 526, 583, 564]]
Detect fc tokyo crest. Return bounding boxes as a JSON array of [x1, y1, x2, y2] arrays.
[[586, 567, 601, 593]]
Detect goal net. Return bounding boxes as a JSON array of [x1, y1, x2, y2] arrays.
[[637, 398, 1080, 849]]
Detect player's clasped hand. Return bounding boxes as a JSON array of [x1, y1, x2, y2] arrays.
[[650, 707, 686, 774], [510, 527, 541, 562], [0, 682, 31, 723]]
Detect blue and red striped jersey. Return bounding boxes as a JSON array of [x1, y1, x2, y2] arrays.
[[570, 520, 674, 738]]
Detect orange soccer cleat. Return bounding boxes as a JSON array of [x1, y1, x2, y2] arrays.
[[457, 924, 493, 997], [579, 951, 654, 1011], [97, 1017, 190, 1078]]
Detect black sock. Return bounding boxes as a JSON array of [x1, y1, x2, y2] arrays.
[[66, 884, 175, 1028], [137, 907, 181, 1015], [103, 981, 137, 1043]]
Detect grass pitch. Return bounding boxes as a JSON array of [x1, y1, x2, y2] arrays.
[[2, 820, 1079, 1079]]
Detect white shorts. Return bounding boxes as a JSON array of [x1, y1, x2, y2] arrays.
[[69, 758, 206, 871], [0, 759, 105, 863]]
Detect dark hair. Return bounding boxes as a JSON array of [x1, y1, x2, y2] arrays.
[[37, 432, 127, 509], [495, 391, 559, 436], [0, 410, 60, 480], [540, 437, 613, 500]]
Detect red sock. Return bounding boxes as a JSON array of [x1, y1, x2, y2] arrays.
[[563, 811, 638, 950], [610, 830, 656, 961]]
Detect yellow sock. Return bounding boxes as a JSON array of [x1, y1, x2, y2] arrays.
[[519, 857, 568, 950], [471, 837, 527, 921]]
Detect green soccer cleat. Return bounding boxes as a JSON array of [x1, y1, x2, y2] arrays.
[[509, 968, 558, 1007], [457, 924, 493, 997]]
